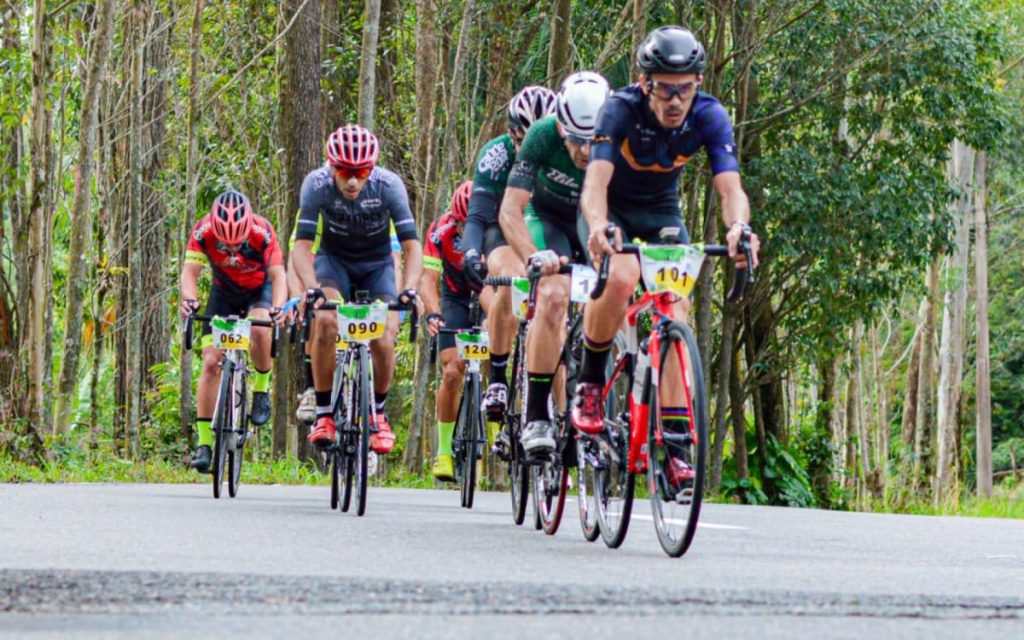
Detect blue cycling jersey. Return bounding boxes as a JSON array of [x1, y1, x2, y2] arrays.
[[591, 85, 739, 210]]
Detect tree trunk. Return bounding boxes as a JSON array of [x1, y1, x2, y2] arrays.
[[729, 349, 749, 485], [125, 0, 146, 459], [546, 0, 573, 86], [935, 140, 973, 504], [809, 356, 837, 506], [179, 0, 205, 452], [630, 0, 647, 70], [914, 258, 940, 484], [54, 0, 116, 436], [276, 0, 323, 459], [844, 323, 863, 496], [974, 152, 992, 499], [439, 0, 477, 186], [900, 303, 924, 448], [357, 0, 382, 130], [709, 311, 737, 491]]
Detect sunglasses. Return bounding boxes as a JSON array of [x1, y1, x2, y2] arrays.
[[333, 165, 372, 181], [564, 133, 593, 146], [647, 79, 699, 101]]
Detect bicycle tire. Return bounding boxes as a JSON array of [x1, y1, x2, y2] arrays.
[[462, 374, 480, 509], [211, 362, 233, 499], [453, 384, 469, 507], [355, 346, 371, 517], [534, 457, 569, 535], [227, 368, 247, 498], [508, 325, 529, 525], [576, 439, 601, 542], [648, 321, 707, 558], [595, 338, 635, 549]]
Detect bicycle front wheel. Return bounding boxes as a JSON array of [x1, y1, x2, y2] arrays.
[[211, 363, 234, 499], [647, 321, 708, 558], [459, 374, 481, 509], [533, 455, 568, 535], [595, 338, 634, 549], [228, 369, 247, 498], [508, 326, 529, 525], [355, 347, 371, 517]]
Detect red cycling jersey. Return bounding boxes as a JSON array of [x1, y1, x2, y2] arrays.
[[424, 212, 472, 297], [185, 214, 283, 294]]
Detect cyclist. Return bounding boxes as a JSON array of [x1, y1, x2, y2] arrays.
[[288, 219, 404, 425], [571, 26, 761, 487], [420, 180, 495, 481], [462, 85, 557, 457], [498, 71, 610, 456], [291, 125, 423, 453], [179, 190, 287, 472]]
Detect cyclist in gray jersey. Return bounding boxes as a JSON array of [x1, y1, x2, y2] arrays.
[[291, 125, 423, 456]]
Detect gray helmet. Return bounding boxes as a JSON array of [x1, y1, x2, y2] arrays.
[[636, 26, 706, 74]]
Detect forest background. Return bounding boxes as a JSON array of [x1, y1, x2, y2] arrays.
[[2, 0, 1023, 516]]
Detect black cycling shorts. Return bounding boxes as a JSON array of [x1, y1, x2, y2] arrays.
[[199, 281, 273, 341], [527, 213, 587, 264], [482, 222, 508, 256], [576, 205, 690, 249], [315, 253, 397, 302], [438, 292, 479, 352]]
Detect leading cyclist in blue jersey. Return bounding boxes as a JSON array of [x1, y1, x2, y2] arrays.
[[572, 26, 761, 490]]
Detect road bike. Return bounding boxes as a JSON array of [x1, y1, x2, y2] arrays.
[[184, 312, 280, 499], [583, 224, 754, 556]]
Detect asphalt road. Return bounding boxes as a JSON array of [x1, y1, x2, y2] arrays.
[[1, 482, 1022, 639]]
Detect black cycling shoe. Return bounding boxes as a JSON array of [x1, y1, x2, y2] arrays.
[[250, 392, 272, 426], [190, 445, 212, 474]]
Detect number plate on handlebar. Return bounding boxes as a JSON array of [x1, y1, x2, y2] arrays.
[[511, 277, 530, 320], [212, 317, 252, 351], [337, 302, 388, 342], [455, 331, 490, 360], [639, 245, 704, 297], [570, 265, 598, 303]]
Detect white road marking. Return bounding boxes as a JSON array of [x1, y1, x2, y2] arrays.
[[631, 513, 747, 530]]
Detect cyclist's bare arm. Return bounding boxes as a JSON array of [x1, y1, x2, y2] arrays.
[[400, 238, 423, 296], [179, 263, 202, 318], [580, 159, 617, 266], [286, 253, 304, 298], [291, 239, 318, 291], [712, 171, 759, 268], [393, 250, 403, 291], [418, 269, 441, 317], [497, 186, 536, 263], [267, 264, 288, 309]]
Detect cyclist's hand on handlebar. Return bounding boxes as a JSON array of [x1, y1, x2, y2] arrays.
[[179, 298, 199, 320], [463, 250, 488, 288], [399, 288, 418, 306], [726, 222, 760, 270], [588, 222, 621, 270], [528, 249, 565, 276], [424, 312, 444, 337], [269, 306, 287, 328]]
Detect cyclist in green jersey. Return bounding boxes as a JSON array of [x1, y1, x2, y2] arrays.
[[498, 72, 611, 455], [462, 86, 557, 458]]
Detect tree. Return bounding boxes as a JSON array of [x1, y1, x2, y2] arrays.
[[547, 0, 573, 86], [358, 0, 382, 130]]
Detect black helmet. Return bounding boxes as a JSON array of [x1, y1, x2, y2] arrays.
[[636, 26, 706, 74]]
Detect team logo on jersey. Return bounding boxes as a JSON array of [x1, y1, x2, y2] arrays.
[[360, 198, 383, 210], [545, 168, 580, 190], [478, 143, 509, 178]]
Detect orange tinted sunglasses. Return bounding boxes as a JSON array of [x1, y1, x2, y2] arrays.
[[333, 165, 372, 180]]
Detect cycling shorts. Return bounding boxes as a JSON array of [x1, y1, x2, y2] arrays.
[[438, 291, 478, 352], [526, 212, 587, 264], [482, 222, 507, 256], [315, 253, 397, 303], [197, 281, 273, 348], [576, 205, 690, 249]]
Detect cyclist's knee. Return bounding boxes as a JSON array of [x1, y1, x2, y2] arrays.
[[314, 310, 338, 345], [248, 307, 270, 322], [441, 357, 463, 389], [606, 267, 639, 301], [537, 278, 569, 315], [200, 349, 221, 378]]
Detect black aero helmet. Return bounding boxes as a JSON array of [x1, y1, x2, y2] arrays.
[[636, 26, 706, 74]]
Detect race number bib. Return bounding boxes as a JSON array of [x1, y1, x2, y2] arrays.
[[570, 265, 598, 303], [455, 331, 490, 361], [639, 245, 704, 296], [511, 277, 530, 319], [335, 334, 349, 351], [337, 303, 388, 342], [212, 317, 252, 351]]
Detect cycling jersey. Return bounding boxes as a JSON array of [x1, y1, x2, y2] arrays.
[[424, 212, 472, 297], [289, 215, 401, 254], [463, 134, 517, 255], [297, 165, 417, 261], [506, 116, 583, 227], [185, 214, 283, 295], [591, 85, 739, 210]]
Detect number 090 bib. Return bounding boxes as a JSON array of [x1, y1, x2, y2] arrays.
[[455, 331, 489, 361], [211, 317, 252, 350], [337, 303, 388, 343], [639, 245, 705, 297]]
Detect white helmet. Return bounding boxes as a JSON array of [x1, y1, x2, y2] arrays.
[[556, 71, 610, 139], [507, 86, 557, 132]]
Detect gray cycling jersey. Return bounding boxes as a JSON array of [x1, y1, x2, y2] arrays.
[[297, 165, 417, 261]]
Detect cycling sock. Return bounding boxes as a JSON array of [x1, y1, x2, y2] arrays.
[[661, 406, 690, 430], [374, 391, 388, 414], [579, 334, 614, 384], [525, 372, 554, 423], [303, 356, 314, 389], [315, 390, 332, 418], [437, 420, 455, 457], [489, 352, 509, 388], [251, 368, 270, 393], [196, 418, 213, 447]]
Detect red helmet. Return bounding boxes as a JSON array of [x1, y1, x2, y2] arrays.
[[449, 180, 472, 223], [326, 125, 380, 168], [210, 190, 254, 246]]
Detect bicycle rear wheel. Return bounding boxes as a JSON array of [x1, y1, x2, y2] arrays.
[[576, 439, 601, 542], [228, 369, 247, 498], [595, 340, 634, 548], [211, 363, 234, 499], [508, 326, 529, 525], [647, 321, 707, 558], [533, 454, 568, 535], [330, 449, 340, 510], [355, 346, 371, 517]]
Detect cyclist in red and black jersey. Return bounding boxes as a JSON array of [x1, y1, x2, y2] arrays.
[[420, 181, 496, 481], [180, 191, 287, 472]]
